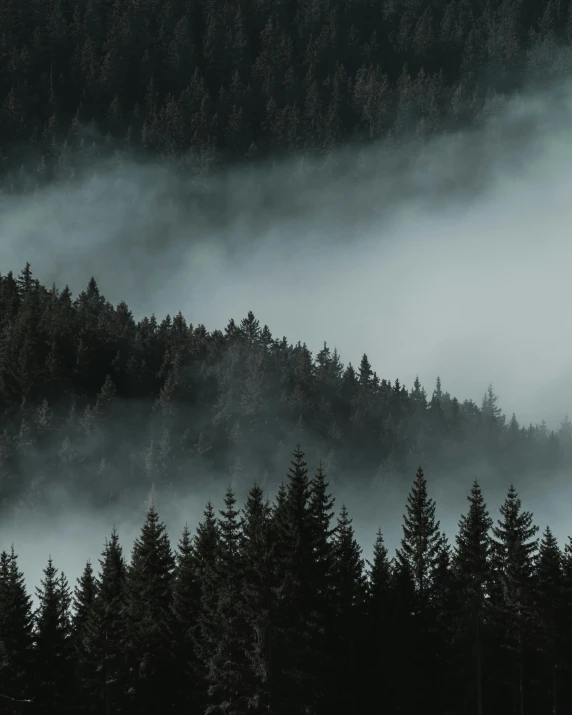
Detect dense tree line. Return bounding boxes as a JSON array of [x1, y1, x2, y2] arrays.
[[0, 262, 570, 514], [0, 0, 571, 187], [2, 449, 572, 714]]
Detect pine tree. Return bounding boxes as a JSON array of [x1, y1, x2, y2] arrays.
[[83, 528, 128, 715], [0, 547, 34, 707], [125, 505, 176, 713], [452, 480, 493, 715], [73, 559, 96, 640], [490, 485, 539, 715], [396, 466, 441, 600], [330, 504, 368, 715], [239, 482, 275, 714], [365, 529, 392, 710], [307, 463, 336, 715], [203, 487, 248, 715], [534, 526, 565, 714], [192, 501, 220, 713], [33, 558, 75, 710], [171, 524, 200, 712], [271, 446, 319, 714]]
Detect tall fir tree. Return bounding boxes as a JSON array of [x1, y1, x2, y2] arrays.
[[452, 480, 494, 715], [81, 528, 128, 715], [330, 504, 368, 715], [0, 547, 34, 707], [33, 558, 75, 711], [125, 505, 176, 714], [490, 485, 539, 715]]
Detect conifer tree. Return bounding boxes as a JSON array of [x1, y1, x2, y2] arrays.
[[34, 558, 75, 710], [83, 528, 128, 715], [534, 526, 565, 714], [452, 480, 493, 715], [365, 529, 392, 710], [125, 505, 176, 713], [396, 466, 441, 600], [192, 501, 221, 712], [490, 485, 539, 715], [171, 524, 200, 712], [203, 487, 249, 715], [330, 504, 368, 715], [0, 547, 34, 706], [271, 446, 319, 714], [239, 482, 275, 714], [307, 463, 336, 715]]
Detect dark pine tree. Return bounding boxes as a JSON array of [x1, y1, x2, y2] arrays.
[[33, 557, 75, 712], [171, 524, 201, 713], [125, 505, 176, 714], [452, 479, 493, 715], [0, 547, 34, 708], [330, 504, 368, 715], [489, 485, 539, 715], [238, 482, 275, 714]]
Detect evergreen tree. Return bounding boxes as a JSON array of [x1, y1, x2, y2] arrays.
[[33, 558, 75, 711], [490, 485, 539, 715], [452, 480, 494, 715], [171, 524, 200, 712], [239, 482, 275, 714], [533, 526, 566, 714], [330, 504, 368, 715], [0, 547, 34, 707], [125, 506, 176, 713], [271, 446, 319, 714], [203, 487, 248, 715], [83, 528, 129, 715], [396, 466, 441, 600]]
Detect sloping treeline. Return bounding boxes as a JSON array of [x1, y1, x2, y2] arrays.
[[0, 262, 570, 513], [1, 449, 572, 714], [0, 0, 571, 186]]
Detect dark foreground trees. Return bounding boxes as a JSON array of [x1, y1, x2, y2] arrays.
[[1, 447, 572, 715]]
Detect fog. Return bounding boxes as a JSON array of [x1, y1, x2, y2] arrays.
[[1, 74, 572, 599]]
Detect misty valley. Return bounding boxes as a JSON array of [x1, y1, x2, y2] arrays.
[[1, 265, 572, 715]]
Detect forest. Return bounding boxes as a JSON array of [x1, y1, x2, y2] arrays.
[[0, 262, 570, 514], [1, 447, 572, 715], [0, 0, 571, 189]]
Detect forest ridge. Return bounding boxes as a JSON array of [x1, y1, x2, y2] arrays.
[[0, 262, 569, 514], [1, 449, 572, 714], [1, 0, 571, 187]]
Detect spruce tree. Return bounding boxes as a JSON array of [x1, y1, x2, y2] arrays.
[[490, 485, 539, 715], [33, 558, 75, 711], [83, 528, 128, 715], [239, 482, 275, 714], [452, 480, 493, 715], [365, 529, 392, 713], [125, 505, 176, 713], [396, 466, 441, 600], [192, 501, 220, 713], [0, 547, 34, 707], [203, 487, 248, 715], [330, 504, 368, 715], [307, 463, 336, 715], [271, 446, 319, 715], [533, 526, 565, 714], [171, 524, 200, 712]]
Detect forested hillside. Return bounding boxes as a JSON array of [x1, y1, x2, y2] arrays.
[[0, 263, 569, 514], [2, 450, 572, 714], [0, 0, 571, 186]]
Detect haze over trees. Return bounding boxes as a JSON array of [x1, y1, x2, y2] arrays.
[[0, 0, 571, 187], [0, 263, 570, 514], [2, 449, 572, 714]]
